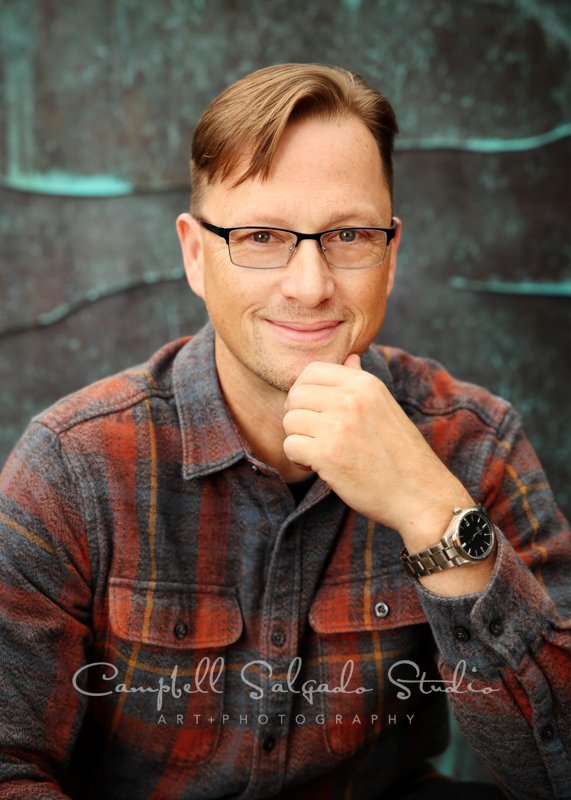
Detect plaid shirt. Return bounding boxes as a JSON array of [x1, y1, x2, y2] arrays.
[[0, 322, 569, 800]]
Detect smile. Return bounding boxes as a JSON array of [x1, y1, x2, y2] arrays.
[[265, 320, 343, 344]]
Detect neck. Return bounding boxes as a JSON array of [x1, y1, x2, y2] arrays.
[[214, 335, 311, 482]]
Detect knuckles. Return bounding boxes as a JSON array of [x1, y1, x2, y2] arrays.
[[282, 434, 303, 462], [321, 435, 345, 467], [286, 367, 389, 423], [282, 410, 298, 435], [282, 435, 294, 457], [286, 384, 304, 407]]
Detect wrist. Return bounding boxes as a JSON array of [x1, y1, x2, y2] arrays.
[[397, 491, 476, 553], [400, 499, 497, 596]]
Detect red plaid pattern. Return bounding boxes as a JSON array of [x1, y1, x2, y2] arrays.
[[0, 323, 569, 799]]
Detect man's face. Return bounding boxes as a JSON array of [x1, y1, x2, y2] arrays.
[[178, 115, 400, 394]]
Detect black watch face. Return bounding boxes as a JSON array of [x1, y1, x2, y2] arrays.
[[457, 511, 495, 560]]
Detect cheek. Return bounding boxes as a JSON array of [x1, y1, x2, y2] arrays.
[[202, 250, 236, 303], [345, 272, 391, 342], [365, 283, 389, 321], [347, 271, 389, 317], [203, 267, 228, 306], [202, 261, 269, 320]]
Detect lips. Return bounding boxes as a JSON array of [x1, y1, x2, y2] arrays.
[[265, 319, 342, 344], [271, 321, 340, 331]]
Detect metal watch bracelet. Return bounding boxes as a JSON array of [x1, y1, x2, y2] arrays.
[[400, 504, 491, 578], [400, 540, 475, 578]]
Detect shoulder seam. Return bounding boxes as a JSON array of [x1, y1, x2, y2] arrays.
[[35, 386, 174, 436]]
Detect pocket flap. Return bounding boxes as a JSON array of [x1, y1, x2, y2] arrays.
[[308, 570, 426, 634], [108, 579, 243, 649]]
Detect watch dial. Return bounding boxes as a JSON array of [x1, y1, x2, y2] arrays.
[[458, 512, 494, 559]]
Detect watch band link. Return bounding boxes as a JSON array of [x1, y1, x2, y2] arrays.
[[400, 542, 472, 578]]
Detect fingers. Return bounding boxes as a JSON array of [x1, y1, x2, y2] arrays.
[[283, 433, 316, 469], [291, 360, 360, 387], [285, 357, 366, 411], [283, 408, 321, 437], [343, 353, 362, 370], [285, 384, 334, 413], [291, 462, 313, 472], [283, 355, 368, 474]]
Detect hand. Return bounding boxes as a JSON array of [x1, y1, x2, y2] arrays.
[[282, 355, 474, 548]]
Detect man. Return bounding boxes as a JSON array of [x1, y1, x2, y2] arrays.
[[0, 64, 568, 799]]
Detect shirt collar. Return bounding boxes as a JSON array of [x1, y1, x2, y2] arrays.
[[361, 341, 395, 396], [173, 321, 395, 480], [173, 323, 248, 479]]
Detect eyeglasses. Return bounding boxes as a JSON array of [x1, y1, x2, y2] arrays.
[[199, 219, 397, 270]]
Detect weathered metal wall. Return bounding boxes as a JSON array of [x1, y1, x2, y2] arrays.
[[0, 0, 569, 784], [1, 0, 569, 511]]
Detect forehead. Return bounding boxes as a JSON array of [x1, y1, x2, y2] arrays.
[[200, 116, 391, 228]]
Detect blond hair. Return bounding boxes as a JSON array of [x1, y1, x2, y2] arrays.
[[190, 63, 398, 211]]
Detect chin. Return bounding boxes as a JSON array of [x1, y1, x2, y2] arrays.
[[255, 349, 346, 392], [254, 364, 302, 393]]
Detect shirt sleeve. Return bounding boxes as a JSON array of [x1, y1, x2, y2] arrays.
[[0, 421, 95, 798], [413, 403, 571, 799]]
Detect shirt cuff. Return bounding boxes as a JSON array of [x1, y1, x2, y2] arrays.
[[413, 530, 557, 672]]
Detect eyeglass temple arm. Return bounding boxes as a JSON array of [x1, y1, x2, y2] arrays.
[[198, 220, 231, 242]]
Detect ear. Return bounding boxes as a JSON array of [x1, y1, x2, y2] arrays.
[[386, 215, 402, 297], [176, 213, 205, 299]]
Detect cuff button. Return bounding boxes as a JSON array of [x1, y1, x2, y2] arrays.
[[489, 618, 503, 636]]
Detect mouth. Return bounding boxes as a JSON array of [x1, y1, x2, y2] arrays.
[[265, 319, 343, 344]]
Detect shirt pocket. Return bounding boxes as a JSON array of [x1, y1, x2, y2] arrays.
[[103, 578, 243, 765], [307, 569, 427, 758]]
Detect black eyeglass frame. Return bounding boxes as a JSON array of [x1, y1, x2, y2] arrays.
[[198, 218, 398, 269]]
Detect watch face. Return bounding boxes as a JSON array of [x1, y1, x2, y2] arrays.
[[457, 511, 495, 560]]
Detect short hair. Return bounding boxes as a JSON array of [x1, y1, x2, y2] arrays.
[[190, 63, 399, 211]]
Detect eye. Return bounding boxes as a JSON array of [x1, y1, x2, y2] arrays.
[[232, 229, 285, 246], [251, 230, 273, 244], [322, 228, 374, 249]]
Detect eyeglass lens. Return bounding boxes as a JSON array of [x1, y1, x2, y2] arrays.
[[228, 228, 388, 269]]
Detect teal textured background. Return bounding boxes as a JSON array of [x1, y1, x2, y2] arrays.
[[0, 0, 569, 786]]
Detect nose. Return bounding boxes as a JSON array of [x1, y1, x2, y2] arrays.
[[279, 239, 335, 308]]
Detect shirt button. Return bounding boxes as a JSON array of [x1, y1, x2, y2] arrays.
[[271, 629, 286, 647], [541, 725, 555, 741], [453, 626, 470, 642], [489, 618, 503, 636], [262, 735, 276, 752], [374, 601, 390, 619], [174, 621, 188, 639], [251, 464, 259, 473]]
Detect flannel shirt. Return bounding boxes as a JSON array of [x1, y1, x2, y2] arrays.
[[0, 322, 569, 800]]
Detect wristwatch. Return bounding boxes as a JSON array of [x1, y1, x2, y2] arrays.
[[400, 504, 495, 578]]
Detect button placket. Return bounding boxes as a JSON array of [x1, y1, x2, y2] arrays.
[[254, 521, 302, 791]]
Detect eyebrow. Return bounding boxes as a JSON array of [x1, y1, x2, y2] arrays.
[[227, 210, 388, 229]]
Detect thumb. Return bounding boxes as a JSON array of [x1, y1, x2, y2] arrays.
[[343, 353, 362, 370]]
